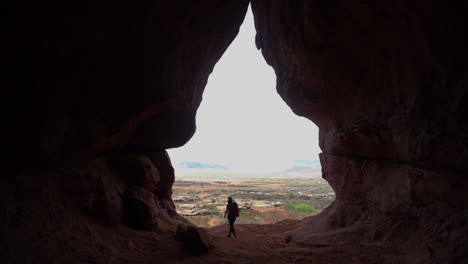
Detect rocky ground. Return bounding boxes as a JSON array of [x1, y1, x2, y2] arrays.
[[167, 217, 397, 264], [172, 179, 335, 227]]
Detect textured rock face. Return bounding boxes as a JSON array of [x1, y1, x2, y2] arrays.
[[6, 0, 250, 172], [123, 187, 159, 230], [252, 0, 468, 263], [0, 152, 194, 263], [251, 0, 468, 171], [3, 0, 250, 262], [176, 224, 214, 255], [148, 151, 176, 199]]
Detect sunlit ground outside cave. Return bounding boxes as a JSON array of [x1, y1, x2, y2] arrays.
[[167, 7, 335, 228]]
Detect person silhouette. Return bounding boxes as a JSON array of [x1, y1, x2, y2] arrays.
[[224, 196, 239, 238]]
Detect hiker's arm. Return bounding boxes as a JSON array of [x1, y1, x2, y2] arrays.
[[224, 205, 228, 218]]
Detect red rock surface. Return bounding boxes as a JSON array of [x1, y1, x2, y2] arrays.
[[5, 0, 250, 171], [252, 1, 468, 263], [2, 0, 468, 263]]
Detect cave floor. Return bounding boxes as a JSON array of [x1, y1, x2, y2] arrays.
[[167, 219, 397, 264]]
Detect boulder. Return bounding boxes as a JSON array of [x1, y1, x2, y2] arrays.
[[122, 187, 159, 230], [175, 224, 213, 255]]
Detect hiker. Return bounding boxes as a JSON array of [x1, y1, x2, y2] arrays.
[[224, 196, 239, 238]]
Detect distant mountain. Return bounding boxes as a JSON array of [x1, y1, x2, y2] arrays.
[[293, 160, 322, 169], [281, 160, 322, 178], [281, 166, 322, 178], [175, 162, 229, 170]]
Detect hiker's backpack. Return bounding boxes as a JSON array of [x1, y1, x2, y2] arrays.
[[230, 202, 239, 217]]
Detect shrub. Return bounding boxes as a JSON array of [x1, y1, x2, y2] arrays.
[[288, 203, 316, 216]]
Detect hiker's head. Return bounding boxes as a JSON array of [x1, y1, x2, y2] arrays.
[[228, 196, 233, 204]]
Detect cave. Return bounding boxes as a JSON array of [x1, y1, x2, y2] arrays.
[[3, 1, 467, 263], [168, 6, 328, 227]]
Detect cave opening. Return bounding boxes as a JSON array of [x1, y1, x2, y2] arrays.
[[167, 6, 334, 227], [4, 0, 467, 262]]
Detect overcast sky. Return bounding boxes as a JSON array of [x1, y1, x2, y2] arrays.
[[167, 7, 320, 173]]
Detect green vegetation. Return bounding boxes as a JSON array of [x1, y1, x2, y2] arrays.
[[287, 203, 317, 217]]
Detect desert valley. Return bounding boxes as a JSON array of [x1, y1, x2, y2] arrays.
[[172, 171, 335, 227]]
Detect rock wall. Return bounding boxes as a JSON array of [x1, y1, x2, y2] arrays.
[[251, 1, 468, 263], [3, 0, 249, 262], [0, 151, 197, 263], [6, 0, 250, 172]]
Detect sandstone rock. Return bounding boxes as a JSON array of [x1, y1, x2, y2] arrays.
[[252, 1, 468, 262], [147, 151, 175, 199], [176, 224, 213, 255], [159, 198, 178, 217], [5, 0, 250, 171], [122, 187, 159, 230], [64, 158, 125, 227], [108, 155, 160, 194]]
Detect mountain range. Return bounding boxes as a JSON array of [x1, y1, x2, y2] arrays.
[[174, 160, 321, 175]]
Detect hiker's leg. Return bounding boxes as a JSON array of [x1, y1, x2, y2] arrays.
[[228, 217, 234, 237], [232, 217, 237, 238]]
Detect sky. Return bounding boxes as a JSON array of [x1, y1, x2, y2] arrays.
[[167, 7, 320, 174]]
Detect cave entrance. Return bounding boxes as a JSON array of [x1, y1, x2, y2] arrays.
[[167, 6, 334, 227]]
